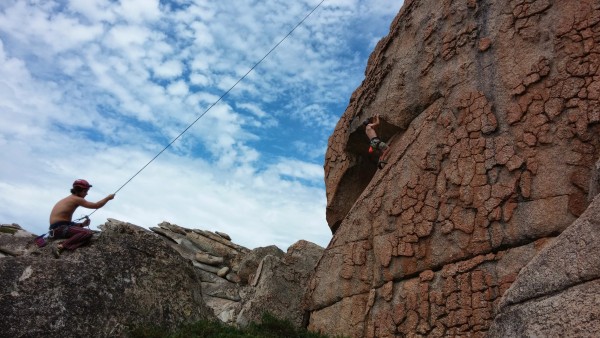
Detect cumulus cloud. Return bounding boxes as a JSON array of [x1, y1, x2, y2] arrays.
[[0, 0, 403, 249], [154, 60, 184, 79]]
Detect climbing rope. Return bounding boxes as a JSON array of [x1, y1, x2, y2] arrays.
[[86, 0, 326, 218]]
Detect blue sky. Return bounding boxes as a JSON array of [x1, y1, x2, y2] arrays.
[[0, 0, 403, 250]]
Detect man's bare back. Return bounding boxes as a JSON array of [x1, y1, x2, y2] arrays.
[[365, 115, 380, 140], [364, 114, 391, 169], [365, 124, 378, 139]]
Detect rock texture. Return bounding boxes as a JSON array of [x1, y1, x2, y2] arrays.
[[488, 194, 600, 337], [0, 219, 324, 336], [149, 222, 323, 327], [590, 158, 600, 200], [237, 240, 325, 328], [0, 223, 35, 257], [308, 0, 600, 337], [0, 220, 214, 338]]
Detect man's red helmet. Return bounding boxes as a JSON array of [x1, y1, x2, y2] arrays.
[[73, 179, 92, 189]]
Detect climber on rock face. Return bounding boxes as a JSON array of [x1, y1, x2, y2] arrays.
[[48, 179, 115, 258], [363, 114, 391, 169]]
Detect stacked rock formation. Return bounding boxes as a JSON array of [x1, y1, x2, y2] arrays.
[[151, 222, 249, 284], [307, 0, 600, 337], [149, 222, 325, 327], [149, 221, 323, 327]]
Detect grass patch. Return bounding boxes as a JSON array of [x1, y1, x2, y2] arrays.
[[129, 313, 343, 338], [0, 227, 18, 235]]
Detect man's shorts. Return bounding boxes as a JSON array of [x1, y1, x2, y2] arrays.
[[370, 137, 388, 150], [49, 221, 76, 238]]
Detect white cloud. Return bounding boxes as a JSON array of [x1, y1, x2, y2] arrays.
[[67, 0, 118, 23], [270, 159, 324, 182], [167, 80, 189, 96], [154, 59, 184, 79], [190, 21, 215, 46], [119, 0, 161, 23], [189, 72, 210, 86], [0, 0, 403, 249], [106, 24, 151, 48]]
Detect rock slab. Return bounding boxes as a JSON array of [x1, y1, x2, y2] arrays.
[[308, 0, 600, 337], [0, 220, 214, 337], [488, 195, 600, 337]]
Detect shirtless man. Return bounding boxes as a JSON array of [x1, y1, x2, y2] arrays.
[[49, 179, 115, 258], [364, 114, 391, 169]]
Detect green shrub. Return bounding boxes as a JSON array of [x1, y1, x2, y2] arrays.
[[0, 227, 17, 234]]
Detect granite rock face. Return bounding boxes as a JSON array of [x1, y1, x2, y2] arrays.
[[0, 219, 324, 336], [237, 245, 285, 285], [309, 0, 600, 337], [237, 240, 324, 328], [0, 223, 35, 257], [149, 222, 323, 327], [488, 194, 600, 337], [0, 220, 214, 338]]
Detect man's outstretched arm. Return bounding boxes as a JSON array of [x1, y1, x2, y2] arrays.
[[79, 194, 116, 209]]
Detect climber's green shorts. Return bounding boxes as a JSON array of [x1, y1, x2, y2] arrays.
[[370, 137, 388, 150]]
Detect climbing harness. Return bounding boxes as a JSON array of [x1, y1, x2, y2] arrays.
[[369, 137, 383, 150], [84, 0, 326, 218], [34, 216, 91, 247]]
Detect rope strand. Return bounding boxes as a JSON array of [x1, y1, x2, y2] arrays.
[[87, 0, 326, 217]]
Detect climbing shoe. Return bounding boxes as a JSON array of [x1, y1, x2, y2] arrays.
[[378, 160, 387, 169]]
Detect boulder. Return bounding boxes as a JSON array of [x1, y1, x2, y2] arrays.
[[236, 240, 324, 328], [308, 0, 600, 337], [193, 229, 247, 254], [186, 231, 241, 258], [148, 221, 323, 328], [196, 267, 243, 323], [0, 219, 214, 337], [2, 217, 326, 331], [216, 231, 231, 240], [0, 224, 36, 257], [195, 252, 225, 266], [193, 260, 221, 274], [237, 245, 285, 285], [217, 266, 230, 277], [488, 195, 600, 336]]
